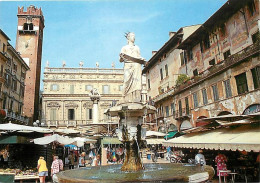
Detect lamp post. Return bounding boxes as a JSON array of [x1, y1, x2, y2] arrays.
[[33, 120, 45, 127]]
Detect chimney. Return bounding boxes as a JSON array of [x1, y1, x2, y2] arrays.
[[169, 31, 176, 38], [152, 51, 157, 56]]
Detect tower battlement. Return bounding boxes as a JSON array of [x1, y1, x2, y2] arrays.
[[18, 5, 44, 22]]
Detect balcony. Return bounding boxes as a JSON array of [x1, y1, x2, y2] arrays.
[[1, 110, 29, 124], [154, 41, 260, 103], [43, 119, 119, 127]]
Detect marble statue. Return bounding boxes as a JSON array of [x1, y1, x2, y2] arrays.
[[46, 60, 49, 67], [119, 32, 145, 99], [79, 61, 84, 67], [90, 88, 100, 96], [96, 62, 99, 68], [62, 61, 66, 67]]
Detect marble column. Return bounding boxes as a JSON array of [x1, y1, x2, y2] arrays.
[[90, 93, 100, 124]]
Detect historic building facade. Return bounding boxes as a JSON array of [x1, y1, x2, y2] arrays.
[[0, 29, 10, 110], [0, 29, 30, 123], [42, 64, 124, 134], [144, 0, 260, 132], [16, 5, 45, 123], [143, 25, 201, 131]]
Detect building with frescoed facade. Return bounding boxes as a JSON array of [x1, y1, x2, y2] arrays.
[[42, 64, 124, 135], [143, 0, 260, 133]]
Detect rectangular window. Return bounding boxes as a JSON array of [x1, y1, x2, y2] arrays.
[[202, 89, 208, 105], [165, 106, 169, 117], [0, 83, 2, 93], [85, 85, 93, 91], [147, 79, 150, 89], [3, 43, 6, 52], [185, 97, 189, 115], [50, 109, 56, 120], [13, 63, 17, 72], [252, 31, 260, 44], [171, 103, 175, 117], [119, 85, 123, 91], [223, 50, 231, 60], [160, 68, 163, 80], [165, 64, 168, 77], [224, 79, 232, 98], [212, 84, 219, 101], [235, 73, 248, 95], [21, 72, 26, 79], [51, 84, 59, 91], [20, 85, 24, 97], [0, 65, 3, 77], [86, 108, 92, 120], [102, 85, 110, 94], [180, 51, 187, 65], [209, 59, 215, 66], [187, 49, 193, 61], [178, 100, 182, 117], [70, 85, 74, 94], [193, 93, 199, 108], [247, 1, 256, 16], [251, 66, 260, 89], [68, 109, 75, 120], [203, 34, 210, 50], [193, 69, 198, 76]]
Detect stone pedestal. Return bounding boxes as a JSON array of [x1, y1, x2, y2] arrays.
[[107, 102, 156, 171]]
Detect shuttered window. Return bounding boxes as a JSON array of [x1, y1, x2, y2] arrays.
[[224, 79, 232, 98]]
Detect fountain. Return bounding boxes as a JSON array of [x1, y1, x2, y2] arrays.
[[57, 32, 214, 182]]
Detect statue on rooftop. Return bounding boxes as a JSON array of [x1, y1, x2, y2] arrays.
[[119, 32, 146, 101]]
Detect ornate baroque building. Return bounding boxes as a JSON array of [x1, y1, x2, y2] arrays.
[[42, 64, 124, 134]]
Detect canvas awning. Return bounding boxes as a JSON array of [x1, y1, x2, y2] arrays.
[[163, 124, 260, 152], [101, 137, 122, 145], [34, 134, 75, 145], [146, 138, 165, 145], [0, 122, 53, 133], [146, 131, 166, 137], [0, 136, 29, 144], [73, 137, 97, 147]]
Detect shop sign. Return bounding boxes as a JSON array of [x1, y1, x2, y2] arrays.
[[242, 104, 260, 115]]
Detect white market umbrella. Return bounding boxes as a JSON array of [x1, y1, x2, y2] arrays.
[[73, 137, 97, 147], [34, 134, 75, 145], [0, 122, 53, 133]]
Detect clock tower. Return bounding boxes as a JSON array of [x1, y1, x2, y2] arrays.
[[16, 5, 44, 123]]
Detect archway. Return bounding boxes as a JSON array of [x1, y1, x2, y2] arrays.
[[242, 104, 260, 115], [217, 111, 232, 116]]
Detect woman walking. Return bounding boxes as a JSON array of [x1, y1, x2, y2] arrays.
[[37, 156, 48, 183]]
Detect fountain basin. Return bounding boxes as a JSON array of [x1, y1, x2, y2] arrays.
[[57, 163, 214, 182]]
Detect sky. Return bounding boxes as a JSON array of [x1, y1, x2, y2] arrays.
[[0, 0, 227, 89]]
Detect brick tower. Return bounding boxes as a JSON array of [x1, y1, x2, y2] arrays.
[[16, 5, 44, 123]]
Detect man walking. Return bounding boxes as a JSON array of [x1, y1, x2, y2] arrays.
[[51, 155, 63, 183]]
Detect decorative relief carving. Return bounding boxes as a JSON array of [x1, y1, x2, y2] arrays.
[[100, 102, 111, 108], [83, 102, 93, 108], [65, 103, 78, 108], [47, 102, 61, 108], [70, 75, 75, 79]]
